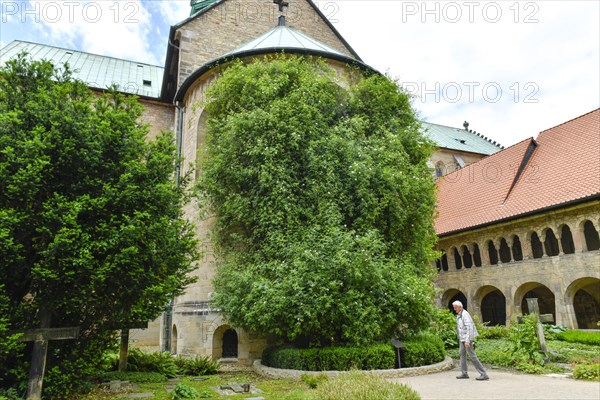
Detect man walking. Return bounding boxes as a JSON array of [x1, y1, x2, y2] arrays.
[[452, 300, 489, 381]]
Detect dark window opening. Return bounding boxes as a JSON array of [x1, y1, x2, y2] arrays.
[[488, 241, 498, 265], [462, 245, 473, 268], [512, 236, 523, 261], [544, 229, 559, 256], [499, 238, 511, 263], [560, 225, 575, 254], [453, 248, 463, 270], [473, 243, 482, 267], [222, 329, 238, 358], [531, 232, 543, 259], [584, 221, 600, 251]]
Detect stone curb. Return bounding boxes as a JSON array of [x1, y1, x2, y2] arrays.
[[253, 356, 454, 379]]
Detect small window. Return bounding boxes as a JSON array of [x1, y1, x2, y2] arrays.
[[143, 80, 152, 87]]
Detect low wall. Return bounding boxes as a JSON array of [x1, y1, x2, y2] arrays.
[[253, 356, 454, 379]]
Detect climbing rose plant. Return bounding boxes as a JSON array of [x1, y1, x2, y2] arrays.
[[198, 56, 438, 347]]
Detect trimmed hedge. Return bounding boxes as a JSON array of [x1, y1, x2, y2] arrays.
[[557, 330, 600, 346], [401, 333, 445, 368], [262, 333, 446, 371], [262, 343, 396, 371]]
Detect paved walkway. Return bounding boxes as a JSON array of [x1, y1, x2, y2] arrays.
[[390, 364, 600, 400]]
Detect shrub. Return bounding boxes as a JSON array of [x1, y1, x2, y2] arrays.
[[0, 388, 23, 400], [479, 325, 509, 339], [429, 308, 458, 349], [175, 355, 220, 376], [573, 363, 600, 381], [508, 314, 545, 367], [97, 371, 168, 383], [312, 370, 420, 400], [543, 324, 567, 340], [125, 348, 180, 378], [262, 343, 396, 371], [557, 330, 600, 346], [172, 383, 198, 399], [401, 333, 445, 368]]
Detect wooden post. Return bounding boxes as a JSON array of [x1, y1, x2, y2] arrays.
[[16, 310, 79, 400], [526, 298, 548, 355], [118, 329, 130, 372]]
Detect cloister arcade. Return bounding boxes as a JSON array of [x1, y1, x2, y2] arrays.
[[434, 208, 600, 329]]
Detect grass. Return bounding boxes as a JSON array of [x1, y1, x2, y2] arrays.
[[80, 370, 420, 400]]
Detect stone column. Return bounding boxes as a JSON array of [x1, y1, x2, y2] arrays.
[[479, 241, 490, 266], [523, 232, 533, 260], [554, 288, 577, 329], [494, 239, 503, 265], [507, 237, 515, 263], [450, 246, 459, 270], [537, 230, 547, 258], [555, 226, 565, 256], [573, 221, 587, 252]]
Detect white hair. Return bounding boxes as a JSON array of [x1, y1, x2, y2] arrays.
[[452, 300, 463, 308]]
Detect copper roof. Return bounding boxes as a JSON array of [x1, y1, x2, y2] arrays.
[[421, 121, 503, 155], [0, 41, 163, 98], [435, 109, 600, 236]]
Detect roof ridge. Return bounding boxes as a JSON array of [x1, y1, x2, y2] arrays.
[[5, 40, 163, 68], [435, 136, 534, 182], [537, 108, 600, 136]]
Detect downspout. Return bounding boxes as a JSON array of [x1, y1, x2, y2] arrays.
[[164, 102, 185, 352]]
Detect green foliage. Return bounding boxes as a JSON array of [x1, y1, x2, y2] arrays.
[[508, 315, 545, 367], [573, 363, 600, 381], [0, 54, 198, 396], [97, 371, 167, 383], [401, 333, 445, 368], [301, 373, 329, 389], [172, 383, 198, 399], [125, 349, 180, 378], [262, 343, 396, 371], [429, 308, 458, 348], [557, 330, 600, 346], [199, 55, 438, 347], [175, 355, 220, 376], [542, 324, 567, 340], [479, 325, 509, 339], [0, 388, 23, 400], [310, 370, 421, 400]]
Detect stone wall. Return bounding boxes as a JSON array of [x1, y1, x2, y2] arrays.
[[175, 0, 355, 86]]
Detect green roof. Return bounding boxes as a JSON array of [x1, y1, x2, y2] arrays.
[[190, 0, 220, 15], [421, 121, 503, 155], [224, 24, 347, 58], [0, 41, 164, 98]]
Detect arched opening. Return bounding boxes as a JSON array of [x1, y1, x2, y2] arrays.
[[583, 220, 600, 251], [487, 240, 498, 265], [560, 225, 575, 254], [519, 284, 556, 322], [531, 232, 543, 259], [222, 328, 238, 358], [435, 258, 442, 272], [566, 278, 600, 329], [512, 235, 523, 261], [473, 243, 482, 267], [461, 245, 473, 268], [445, 291, 468, 315], [171, 325, 178, 355], [499, 238, 511, 263], [481, 290, 506, 326], [441, 252, 449, 271], [544, 228, 559, 256], [453, 247, 462, 270]]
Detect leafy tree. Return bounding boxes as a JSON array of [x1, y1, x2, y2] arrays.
[[0, 54, 198, 395], [198, 56, 438, 347]]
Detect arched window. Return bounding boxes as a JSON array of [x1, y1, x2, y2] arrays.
[[584, 221, 600, 251], [473, 243, 482, 267], [441, 252, 449, 271], [512, 236, 523, 261], [488, 241, 498, 265], [544, 229, 559, 256], [453, 247, 463, 270], [462, 245, 473, 268], [435, 259, 441, 272], [560, 225, 575, 254], [499, 238, 511, 263], [531, 232, 543, 259]]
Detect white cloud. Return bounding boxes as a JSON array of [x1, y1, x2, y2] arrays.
[[157, 0, 190, 25], [26, 0, 157, 64]]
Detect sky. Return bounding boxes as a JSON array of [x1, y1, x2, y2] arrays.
[[0, 0, 598, 148]]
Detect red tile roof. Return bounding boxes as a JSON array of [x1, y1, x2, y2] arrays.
[[435, 109, 600, 236]]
